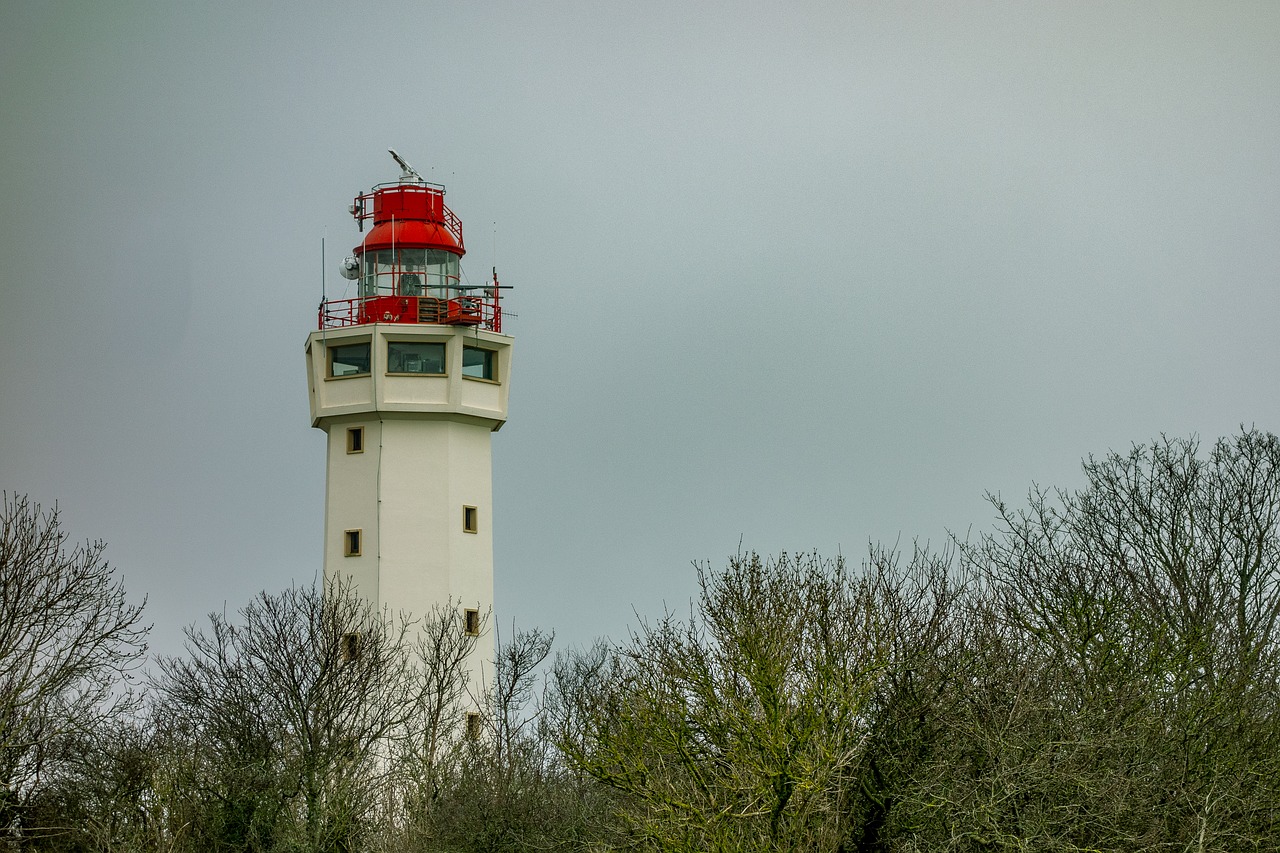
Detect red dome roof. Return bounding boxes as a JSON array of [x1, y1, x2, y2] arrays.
[[354, 182, 465, 256], [359, 219, 464, 256]]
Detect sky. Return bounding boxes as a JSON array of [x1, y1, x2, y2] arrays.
[[2, 2, 1279, 660]]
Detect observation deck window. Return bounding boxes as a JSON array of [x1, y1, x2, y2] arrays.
[[387, 341, 446, 375], [462, 346, 496, 381], [330, 342, 371, 377]]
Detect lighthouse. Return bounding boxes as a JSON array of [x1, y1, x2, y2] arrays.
[[305, 151, 510, 711]]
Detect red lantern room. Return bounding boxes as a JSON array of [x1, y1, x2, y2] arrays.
[[319, 150, 502, 332]]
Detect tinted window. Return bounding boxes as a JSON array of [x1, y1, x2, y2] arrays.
[[387, 341, 445, 375], [462, 347, 495, 380], [331, 342, 371, 377]]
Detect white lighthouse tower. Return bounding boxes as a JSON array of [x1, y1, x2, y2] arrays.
[[305, 152, 510, 708]]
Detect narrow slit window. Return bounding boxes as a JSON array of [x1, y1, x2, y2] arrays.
[[463, 506, 478, 534], [464, 608, 480, 636], [341, 632, 360, 662], [466, 712, 482, 739], [344, 529, 362, 556], [346, 427, 364, 454]]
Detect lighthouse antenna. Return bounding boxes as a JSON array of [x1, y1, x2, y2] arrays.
[[388, 148, 423, 182], [319, 234, 329, 349]]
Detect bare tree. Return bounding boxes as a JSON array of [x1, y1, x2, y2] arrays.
[[394, 625, 618, 853], [378, 604, 487, 849], [0, 493, 148, 837], [840, 543, 977, 851], [24, 716, 165, 853], [152, 576, 476, 853], [897, 430, 1280, 851]]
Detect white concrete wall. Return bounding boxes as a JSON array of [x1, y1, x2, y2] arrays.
[[305, 323, 512, 710], [323, 417, 382, 602]]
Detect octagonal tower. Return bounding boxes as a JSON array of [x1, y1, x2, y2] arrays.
[[305, 151, 511, 719]]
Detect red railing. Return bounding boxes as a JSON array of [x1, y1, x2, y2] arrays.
[[353, 183, 465, 252], [319, 292, 502, 333]]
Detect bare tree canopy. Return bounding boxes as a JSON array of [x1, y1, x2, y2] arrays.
[[909, 429, 1280, 850], [0, 493, 148, 829], [12, 429, 1280, 851], [149, 577, 480, 852]]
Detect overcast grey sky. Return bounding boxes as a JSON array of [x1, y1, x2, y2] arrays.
[[2, 2, 1279, 658]]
